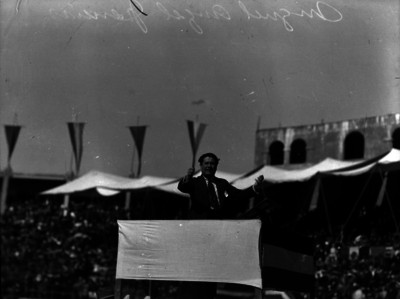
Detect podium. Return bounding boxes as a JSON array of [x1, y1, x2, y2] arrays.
[[114, 220, 314, 298]]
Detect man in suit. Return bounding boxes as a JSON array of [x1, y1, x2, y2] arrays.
[[178, 152, 264, 220], [177, 153, 264, 298]]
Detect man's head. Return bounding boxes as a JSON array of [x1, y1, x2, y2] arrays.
[[198, 153, 219, 178]]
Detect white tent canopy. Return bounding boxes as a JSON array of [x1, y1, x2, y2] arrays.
[[42, 150, 399, 196], [42, 171, 176, 195], [379, 148, 400, 164], [327, 148, 400, 176], [232, 158, 360, 189], [42, 170, 243, 196]]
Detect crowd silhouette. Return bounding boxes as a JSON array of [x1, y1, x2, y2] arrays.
[[314, 231, 400, 299], [1, 196, 399, 299]]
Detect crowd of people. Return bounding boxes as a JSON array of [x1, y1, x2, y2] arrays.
[[1, 195, 399, 299], [1, 198, 123, 299], [313, 231, 400, 299]]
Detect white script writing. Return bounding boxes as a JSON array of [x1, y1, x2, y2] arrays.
[[238, 1, 343, 32], [48, 0, 343, 34]]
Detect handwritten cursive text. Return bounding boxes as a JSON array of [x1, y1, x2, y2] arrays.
[[48, 0, 343, 34]]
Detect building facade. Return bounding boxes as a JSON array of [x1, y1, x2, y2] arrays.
[[255, 113, 400, 167]]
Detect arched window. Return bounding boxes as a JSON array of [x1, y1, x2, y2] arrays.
[[269, 141, 284, 165], [392, 127, 400, 149], [290, 139, 307, 164], [344, 131, 365, 160]]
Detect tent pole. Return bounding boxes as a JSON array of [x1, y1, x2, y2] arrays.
[[385, 193, 399, 233], [380, 171, 400, 233], [386, 195, 400, 233], [342, 171, 374, 232], [125, 192, 131, 219], [309, 176, 321, 212], [319, 181, 332, 235], [148, 280, 152, 298]]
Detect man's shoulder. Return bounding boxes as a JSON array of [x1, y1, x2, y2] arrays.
[[194, 175, 229, 185], [193, 176, 227, 183], [192, 176, 204, 182], [186, 176, 206, 185], [213, 177, 229, 184]]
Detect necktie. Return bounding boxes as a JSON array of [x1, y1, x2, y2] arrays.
[[207, 180, 219, 210]]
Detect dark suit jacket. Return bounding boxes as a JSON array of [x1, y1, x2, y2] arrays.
[[177, 175, 256, 219]]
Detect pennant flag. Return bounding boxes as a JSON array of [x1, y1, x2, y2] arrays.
[[4, 125, 22, 164], [67, 122, 85, 175], [129, 126, 147, 177], [376, 172, 388, 207], [186, 120, 207, 168]]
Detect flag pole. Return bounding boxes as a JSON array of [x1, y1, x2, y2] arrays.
[[127, 118, 147, 214], [136, 116, 142, 177], [65, 113, 85, 209], [1, 122, 22, 215], [0, 166, 11, 215], [191, 152, 196, 170], [192, 115, 199, 169]]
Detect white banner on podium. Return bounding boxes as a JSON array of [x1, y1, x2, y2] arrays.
[[116, 220, 262, 289]]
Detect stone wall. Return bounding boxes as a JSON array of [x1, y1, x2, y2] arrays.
[[255, 114, 400, 166]]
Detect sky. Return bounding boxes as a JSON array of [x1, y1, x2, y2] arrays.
[[1, 0, 399, 178]]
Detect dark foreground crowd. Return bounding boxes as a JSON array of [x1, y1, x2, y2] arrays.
[[314, 232, 400, 299], [1, 198, 399, 299]]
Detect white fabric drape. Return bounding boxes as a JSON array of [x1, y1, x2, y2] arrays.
[[116, 220, 262, 288]]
